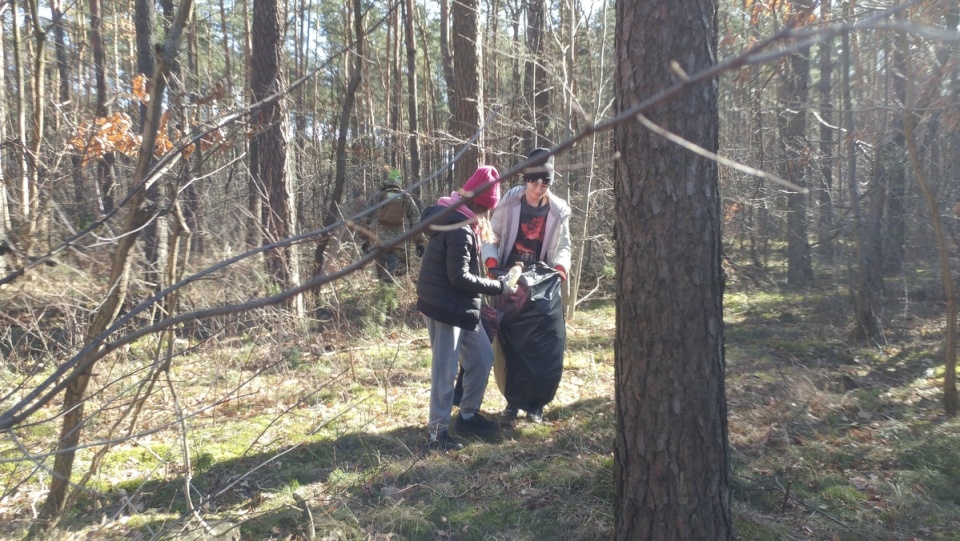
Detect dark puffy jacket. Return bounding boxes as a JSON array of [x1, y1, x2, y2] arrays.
[[416, 205, 505, 330]]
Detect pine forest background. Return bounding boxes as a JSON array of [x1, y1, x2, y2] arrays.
[[1, 0, 960, 539]]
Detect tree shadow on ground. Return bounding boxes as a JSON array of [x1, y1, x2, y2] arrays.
[[64, 396, 618, 540]]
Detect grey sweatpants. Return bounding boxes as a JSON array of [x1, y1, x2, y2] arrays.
[[423, 315, 493, 439]]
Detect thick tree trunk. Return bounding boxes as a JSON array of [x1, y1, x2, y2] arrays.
[[252, 0, 294, 291], [451, 0, 482, 185], [613, 0, 732, 538]]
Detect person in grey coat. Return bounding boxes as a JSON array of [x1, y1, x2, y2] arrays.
[[481, 148, 572, 423]]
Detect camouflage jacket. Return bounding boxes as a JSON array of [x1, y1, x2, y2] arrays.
[[361, 183, 424, 249]]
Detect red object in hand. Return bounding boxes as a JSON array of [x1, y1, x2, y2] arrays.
[[485, 258, 498, 279], [555, 265, 567, 282]]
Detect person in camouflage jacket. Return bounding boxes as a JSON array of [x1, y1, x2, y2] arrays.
[[359, 180, 425, 283]]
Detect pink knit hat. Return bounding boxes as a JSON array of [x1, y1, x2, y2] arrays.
[[461, 166, 501, 210]]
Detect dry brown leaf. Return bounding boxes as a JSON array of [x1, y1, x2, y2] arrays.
[[133, 74, 150, 103]]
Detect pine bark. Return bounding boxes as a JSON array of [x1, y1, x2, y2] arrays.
[[613, 0, 732, 538], [251, 0, 293, 288], [404, 0, 422, 197], [450, 0, 482, 185]]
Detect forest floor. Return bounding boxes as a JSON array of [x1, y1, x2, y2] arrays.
[[1, 253, 959, 540]]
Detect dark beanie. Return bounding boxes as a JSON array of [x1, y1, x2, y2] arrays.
[[522, 148, 555, 184]]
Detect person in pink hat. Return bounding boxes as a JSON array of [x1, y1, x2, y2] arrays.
[[416, 165, 514, 451]]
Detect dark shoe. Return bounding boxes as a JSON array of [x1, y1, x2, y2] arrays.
[[527, 408, 543, 424], [429, 430, 463, 451], [454, 412, 499, 435], [501, 404, 519, 420]]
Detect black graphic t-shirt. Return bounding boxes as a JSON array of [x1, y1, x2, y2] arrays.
[[506, 197, 550, 267]]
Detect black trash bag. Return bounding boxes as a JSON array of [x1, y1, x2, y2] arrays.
[[492, 263, 565, 411]]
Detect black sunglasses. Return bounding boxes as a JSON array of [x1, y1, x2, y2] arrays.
[[525, 178, 551, 186]]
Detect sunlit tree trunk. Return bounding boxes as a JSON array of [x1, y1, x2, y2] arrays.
[[242, 0, 260, 248], [0, 4, 10, 239], [52, 0, 69, 134], [11, 4, 30, 225], [882, 32, 907, 275], [24, 0, 49, 244], [613, 0, 732, 537], [404, 0, 422, 197], [439, 0, 455, 121], [182, 7, 203, 255], [219, 0, 234, 98], [558, 0, 577, 311], [135, 0, 154, 129], [900, 8, 958, 416], [748, 1, 768, 265], [136, 0, 167, 299], [389, 6, 402, 168], [865, 146, 885, 296]]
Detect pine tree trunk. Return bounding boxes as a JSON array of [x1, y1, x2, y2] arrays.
[[451, 0, 482, 184], [252, 0, 293, 290], [523, 0, 548, 150], [841, 7, 879, 340], [404, 0, 422, 197], [0, 3, 10, 239], [816, 0, 835, 261], [90, 0, 116, 215], [613, 0, 732, 537], [778, 1, 813, 288]]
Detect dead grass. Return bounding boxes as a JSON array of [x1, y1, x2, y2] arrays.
[[2, 255, 960, 540]]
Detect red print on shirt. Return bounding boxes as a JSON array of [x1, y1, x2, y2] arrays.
[[514, 215, 546, 257]]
